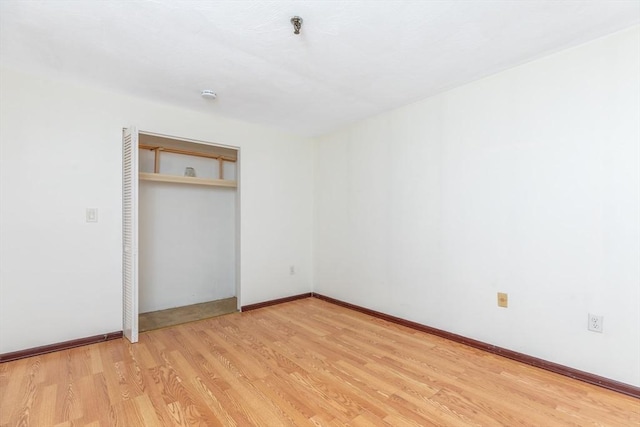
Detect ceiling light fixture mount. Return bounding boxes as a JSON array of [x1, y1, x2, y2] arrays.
[[290, 16, 303, 35], [201, 89, 217, 99]]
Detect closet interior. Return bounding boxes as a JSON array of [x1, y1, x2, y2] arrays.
[[137, 133, 238, 331]]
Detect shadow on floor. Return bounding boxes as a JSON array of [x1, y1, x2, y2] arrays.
[[139, 297, 238, 332]]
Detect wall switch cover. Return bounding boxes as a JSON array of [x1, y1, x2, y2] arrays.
[[86, 208, 98, 223]]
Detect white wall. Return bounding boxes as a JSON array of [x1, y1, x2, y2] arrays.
[[314, 26, 640, 386], [139, 182, 236, 312], [0, 67, 314, 354]]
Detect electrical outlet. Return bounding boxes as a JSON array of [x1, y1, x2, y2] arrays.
[[588, 313, 603, 333], [289, 265, 295, 275], [497, 292, 508, 308]]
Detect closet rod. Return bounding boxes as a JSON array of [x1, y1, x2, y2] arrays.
[[139, 144, 237, 162]]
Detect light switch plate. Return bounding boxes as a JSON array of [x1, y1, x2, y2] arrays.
[[86, 208, 98, 223]]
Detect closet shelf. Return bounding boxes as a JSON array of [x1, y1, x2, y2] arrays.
[[139, 172, 237, 188]]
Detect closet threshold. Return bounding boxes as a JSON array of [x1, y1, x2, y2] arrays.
[[139, 172, 237, 188]]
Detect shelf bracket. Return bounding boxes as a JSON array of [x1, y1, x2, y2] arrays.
[[153, 148, 161, 173]]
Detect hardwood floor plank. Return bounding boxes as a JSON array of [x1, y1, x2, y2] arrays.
[[387, 391, 467, 426], [50, 352, 82, 424], [30, 383, 56, 427], [349, 409, 391, 426], [1, 298, 638, 426], [0, 359, 27, 425], [383, 412, 437, 427], [190, 375, 239, 426], [88, 345, 104, 375], [254, 376, 315, 422]]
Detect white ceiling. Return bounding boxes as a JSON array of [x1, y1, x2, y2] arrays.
[[1, 1, 639, 137]]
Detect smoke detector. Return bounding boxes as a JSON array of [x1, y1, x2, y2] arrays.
[[201, 90, 217, 99]]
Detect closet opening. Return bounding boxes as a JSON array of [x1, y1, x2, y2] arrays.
[[135, 132, 239, 333]]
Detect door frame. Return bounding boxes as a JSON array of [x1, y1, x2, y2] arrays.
[[123, 128, 242, 342]]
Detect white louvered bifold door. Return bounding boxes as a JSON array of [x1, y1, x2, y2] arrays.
[[122, 127, 139, 343]]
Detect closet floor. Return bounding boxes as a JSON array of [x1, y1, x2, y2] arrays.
[[139, 297, 238, 332]]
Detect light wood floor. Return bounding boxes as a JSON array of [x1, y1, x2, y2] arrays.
[[1, 298, 638, 426]]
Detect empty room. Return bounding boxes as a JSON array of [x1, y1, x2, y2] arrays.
[[0, 1, 639, 426]]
